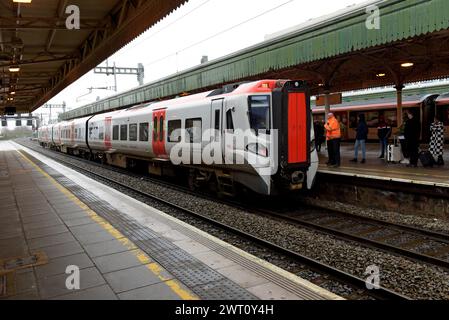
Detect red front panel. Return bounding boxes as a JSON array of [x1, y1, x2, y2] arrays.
[[287, 92, 307, 164]]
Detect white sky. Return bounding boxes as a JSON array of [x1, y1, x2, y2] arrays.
[[36, 0, 371, 120]]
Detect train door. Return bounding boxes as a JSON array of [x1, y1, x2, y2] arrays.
[[104, 117, 112, 149], [210, 99, 224, 161], [152, 109, 167, 158]]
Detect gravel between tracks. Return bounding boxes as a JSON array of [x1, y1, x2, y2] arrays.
[[18, 140, 449, 299]]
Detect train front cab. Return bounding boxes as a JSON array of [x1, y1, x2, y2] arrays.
[[272, 81, 318, 193]]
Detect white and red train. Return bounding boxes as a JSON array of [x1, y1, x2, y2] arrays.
[[38, 80, 318, 196]]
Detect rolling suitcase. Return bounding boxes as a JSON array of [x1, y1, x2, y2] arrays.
[[419, 151, 435, 167], [386, 136, 402, 163]]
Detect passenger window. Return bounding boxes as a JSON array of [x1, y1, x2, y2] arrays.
[[129, 124, 138, 141], [120, 124, 127, 141], [226, 109, 234, 132], [159, 117, 164, 142], [27, 120, 32, 126], [99, 126, 104, 140], [139, 123, 149, 141], [185, 118, 202, 143], [168, 120, 181, 143], [153, 117, 158, 141], [16, 120, 22, 127], [1, 120, 6, 127], [113, 125, 119, 140]]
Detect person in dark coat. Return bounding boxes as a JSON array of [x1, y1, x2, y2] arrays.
[[404, 110, 421, 167], [377, 118, 392, 159], [350, 114, 368, 163], [313, 120, 325, 152]]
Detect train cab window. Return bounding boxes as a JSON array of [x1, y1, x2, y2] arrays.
[[1, 120, 6, 127], [129, 124, 138, 141], [113, 125, 119, 140], [185, 118, 202, 143], [16, 120, 22, 127], [27, 120, 33, 126], [226, 109, 234, 132], [168, 120, 181, 143], [159, 117, 164, 142], [139, 123, 149, 141], [120, 124, 128, 141], [248, 95, 270, 134]]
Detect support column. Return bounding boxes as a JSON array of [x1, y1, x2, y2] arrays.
[[324, 88, 331, 122], [395, 84, 405, 127]]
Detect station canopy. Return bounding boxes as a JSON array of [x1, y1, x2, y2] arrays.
[[0, 0, 188, 115], [60, 0, 449, 120]]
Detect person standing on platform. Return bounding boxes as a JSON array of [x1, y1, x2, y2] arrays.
[[313, 120, 325, 152], [377, 119, 392, 159], [398, 116, 410, 164], [350, 113, 368, 164], [325, 113, 341, 168], [429, 116, 445, 166], [404, 110, 421, 167]]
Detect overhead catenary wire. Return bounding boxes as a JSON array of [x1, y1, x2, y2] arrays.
[[142, 0, 296, 69], [113, 0, 213, 59]]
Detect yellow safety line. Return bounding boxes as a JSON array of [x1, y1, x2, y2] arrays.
[[17, 150, 198, 300]]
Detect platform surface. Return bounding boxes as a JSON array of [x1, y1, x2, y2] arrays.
[[0, 140, 340, 300], [318, 142, 449, 187]]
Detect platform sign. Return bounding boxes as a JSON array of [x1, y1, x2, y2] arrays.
[[315, 93, 342, 106]]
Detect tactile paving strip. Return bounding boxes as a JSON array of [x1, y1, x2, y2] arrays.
[[23, 152, 257, 300]]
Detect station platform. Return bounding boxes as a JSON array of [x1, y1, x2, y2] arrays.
[[318, 143, 449, 188], [0, 141, 340, 300]]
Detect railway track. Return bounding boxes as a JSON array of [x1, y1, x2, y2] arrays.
[[16, 139, 413, 300]]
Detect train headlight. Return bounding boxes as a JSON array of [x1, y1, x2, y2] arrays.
[[246, 143, 268, 157]]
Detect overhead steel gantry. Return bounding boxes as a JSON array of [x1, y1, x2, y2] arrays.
[[60, 0, 449, 125], [0, 0, 188, 115]]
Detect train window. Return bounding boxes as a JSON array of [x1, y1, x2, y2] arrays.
[[248, 95, 270, 134], [153, 117, 158, 141], [226, 109, 234, 132], [129, 124, 138, 141], [384, 110, 398, 127], [185, 118, 202, 143], [1, 120, 6, 127], [99, 126, 104, 140], [366, 111, 380, 128], [16, 120, 22, 127], [139, 123, 149, 141], [159, 117, 164, 142], [27, 120, 33, 126], [168, 120, 181, 143], [113, 125, 119, 140], [214, 110, 220, 131], [120, 124, 128, 141]]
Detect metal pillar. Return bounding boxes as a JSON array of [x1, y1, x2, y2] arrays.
[[395, 84, 405, 126], [324, 89, 331, 122]]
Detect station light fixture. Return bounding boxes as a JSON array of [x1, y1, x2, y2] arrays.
[[9, 64, 20, 72], [10, 91, 16, 95], [13, 0, 32, 3], [401, 62, 414, 68], [376, 73, 386, 78]]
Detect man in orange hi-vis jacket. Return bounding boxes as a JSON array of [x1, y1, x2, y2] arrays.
[[325, 113, 341, 168]]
